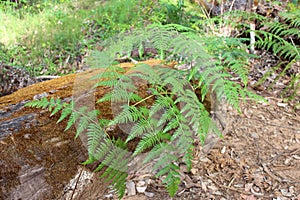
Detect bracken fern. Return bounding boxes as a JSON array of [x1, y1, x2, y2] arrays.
[[26, 24, 263, 198]]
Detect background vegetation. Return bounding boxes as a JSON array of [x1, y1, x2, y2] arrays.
[[0, 0, 205, 75]]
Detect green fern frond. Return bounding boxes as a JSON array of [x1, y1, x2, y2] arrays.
[[143, 142, 171, 164], [97, 73, 138, 104], [94, 79, 119, 88], [25, 97, 51, 109], [254, 10, 299, 60], [175, 89, 210, 134], [150, 95, 172, 116], [109, 105, 143, 125], [280, 9, 300, 27], [163, 164, 181, 197], [154, 153, 178, 174], [223, 80, 242, 111], [147, 26, 177, 59], [170, 33, 211, 68], [157, 107, 179, 128], [133, 131, 171, 156], [149, 95, 179, 130], [50, 100, 65, 116], [27, 23, 269, 199], [162, 117, 181, 134], [88, 51, 115, 69], [256, 31, 298, 60], [85, 122, 110, 160], [161, 75, 187, 94], [182, 148, 193, 171], [83, 120, 109, 162], [75, 109, 100, 138], [97, 92, 113, 103], [175, 129, 194, 154], [129, 63, 161, 84], [56, 100, 74, 123], [92, 65, 125, 81], [126, 118, 154, 143], [92, 138, 129, 199], [169, 123, 189, 141], [154, 159, 181, 197]]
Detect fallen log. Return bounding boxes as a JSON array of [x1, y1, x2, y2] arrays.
[[0, 59, 229, 199], [0, 60, 169, 199]]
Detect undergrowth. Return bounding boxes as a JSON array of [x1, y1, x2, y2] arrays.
[[0, 0, 203, 76], [26, 24, 263, 198], [0, 0, 153, 75], [253, 9, 299, 103], [198, 7, 300, 104]]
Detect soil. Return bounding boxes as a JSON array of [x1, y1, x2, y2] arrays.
[[132, 99, 300, 200]]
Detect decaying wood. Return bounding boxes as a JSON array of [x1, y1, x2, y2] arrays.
[[0, 60, 170, 199], [0, 59, 229, 199]]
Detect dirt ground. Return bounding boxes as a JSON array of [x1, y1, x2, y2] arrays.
[[116, 97, 300, 200]]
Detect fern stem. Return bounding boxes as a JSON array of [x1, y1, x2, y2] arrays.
[[132, 92, 174, 107], [290, 38, 300, 57]]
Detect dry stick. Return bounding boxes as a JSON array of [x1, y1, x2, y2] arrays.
[[269, 148, 300, 164], [249, 22, 256, 54], [248, 118, 300, 132], [265, 108, 277, 119], [70, 167, 84, 200], [253, 136, 262, 164], [228, 0, 236, 12], [35, 75, 60, 80], [208, 0, 215, 16], [205, 174, 273, 197], [249, 0, 257, 54], [227, 174, 236, 188], [132, 92, 173, 107], [290, 38, 300, 57], [258, 133, 280, 152], [238, 97, 283, 100], [204, 174, 253, 196], [251, 138, 290, 184], [220, 0, 224, 15], [261, 163, 289, 183]]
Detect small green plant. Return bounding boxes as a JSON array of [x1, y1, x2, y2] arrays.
[[207, 8, 300, 103], [26, 24, 263, 198], [254, 9, 300, 102], [255, 10, 300, 60], [157, 0, 206, 28]]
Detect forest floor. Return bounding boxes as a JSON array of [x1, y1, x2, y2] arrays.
[[119, 99, 300, 200], [96, 96, 299, 200], [104, 54, 300, 200]]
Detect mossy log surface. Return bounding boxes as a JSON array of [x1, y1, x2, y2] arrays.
[[0, 60, 164, 199]]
